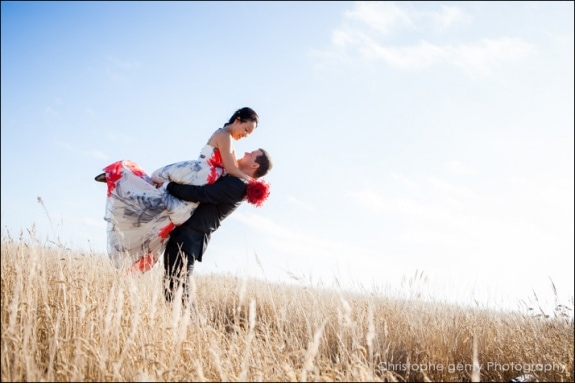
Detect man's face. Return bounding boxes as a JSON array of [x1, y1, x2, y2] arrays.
[[238, 149, 262, 169]]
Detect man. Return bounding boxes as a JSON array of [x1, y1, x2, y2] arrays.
[[163, 148, 273, 304]]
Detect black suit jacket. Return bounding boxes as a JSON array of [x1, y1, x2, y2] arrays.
[[166, 175, 247, 262]]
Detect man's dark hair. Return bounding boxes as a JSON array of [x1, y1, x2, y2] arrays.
[[254, 148, 272, 178]]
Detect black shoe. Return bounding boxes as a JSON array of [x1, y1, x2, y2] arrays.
[[95, 173, 106, 182]]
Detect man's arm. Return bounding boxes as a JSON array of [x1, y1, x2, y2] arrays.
[[166, 176, 245, 204]]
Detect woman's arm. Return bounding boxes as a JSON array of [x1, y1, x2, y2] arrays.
[[210, 129, 252, 181]]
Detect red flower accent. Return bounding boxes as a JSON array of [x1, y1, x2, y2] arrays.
[[103, 161, 124, 197], [127, 252, 158, 274], [124, 160, 147, 179], [158, 222, 175, 240], [245, 179, 271, 207], [207, 148, 223, 184]]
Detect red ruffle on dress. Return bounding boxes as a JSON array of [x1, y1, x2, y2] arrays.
[[102, 145, 224, 273]]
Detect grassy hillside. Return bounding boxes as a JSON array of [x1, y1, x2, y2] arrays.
[[1, 236, 573, 382]]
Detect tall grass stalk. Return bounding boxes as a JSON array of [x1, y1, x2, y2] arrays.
[[1, 235, 573, 382]]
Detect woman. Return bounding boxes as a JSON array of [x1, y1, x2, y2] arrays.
[[97, 107, 265, 273]]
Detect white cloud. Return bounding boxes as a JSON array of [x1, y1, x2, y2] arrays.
[[346, 187, 388, 213], [547, 30, 575, 57], [343, 2, 472, 36], [329, 34, 535, 76], [431, 5, 472, 30], [426, 176, 477, 199], [344, 1, 413, 36], [445, 160, 474, 176], [364, 40, 447, 70], [232, 210, 377, 271], [104, 55, 141, 84], [233, 211, 293, 239], [348, 171, 573, 268], [321, 2, 536, 77], [287, 195, 316, 211], [451, 37, 536, 77], [391, 172, 421, 194]]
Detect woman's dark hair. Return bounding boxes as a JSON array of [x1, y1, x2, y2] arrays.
[[254, 148, 273, 178], [225, 107, 259, 127]]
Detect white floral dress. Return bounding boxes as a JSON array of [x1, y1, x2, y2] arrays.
[[101, 144, 224, 272]]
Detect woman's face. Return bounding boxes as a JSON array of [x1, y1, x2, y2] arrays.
[[229, 119, 256, 140]]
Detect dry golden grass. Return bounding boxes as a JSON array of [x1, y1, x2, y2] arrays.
[[1, 234, 573, 382]]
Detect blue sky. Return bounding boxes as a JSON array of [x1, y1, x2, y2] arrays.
[[2, 1, 573, 312]]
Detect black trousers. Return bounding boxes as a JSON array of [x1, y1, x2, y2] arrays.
[[163, 237, 200, 305]]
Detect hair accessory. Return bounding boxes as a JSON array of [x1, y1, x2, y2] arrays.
[[245, 179, 270, 207]]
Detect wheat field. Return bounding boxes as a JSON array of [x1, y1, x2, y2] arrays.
[[1, 233, 573, 382]]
